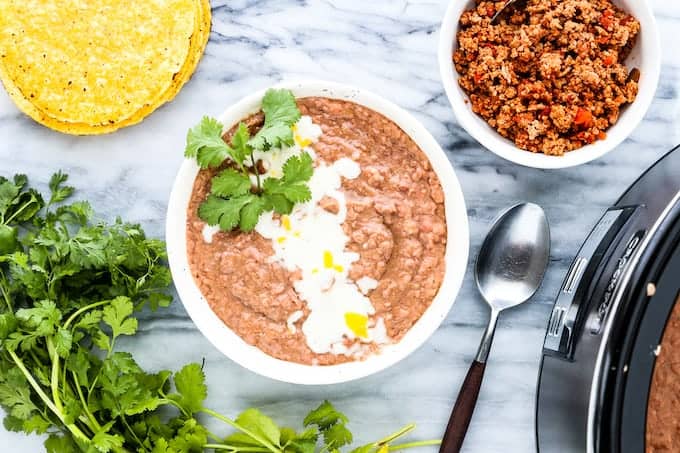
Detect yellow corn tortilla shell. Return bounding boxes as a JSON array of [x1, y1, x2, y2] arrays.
[[33, 0, 211, 136], [25, 0, 211, 135], [0, 0, 208, 135]]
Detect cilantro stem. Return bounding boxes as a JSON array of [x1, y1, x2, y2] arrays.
[[200, 407, 281, 453], [250, 152, 262, 193], [73, 371, 101, 431], [63, 299, 110, 329], [7, 349, 90, 444], [122, 414, 149, 453], [205, 429, 224, 444], [4, 200, 33, 224], [47, 337, 65, 417], [204, 445, 270, 452], [159, 397, 191, 418], [0, 270, 12, 312], [388, 440, 442, 451], [377, 424, 416, 446]]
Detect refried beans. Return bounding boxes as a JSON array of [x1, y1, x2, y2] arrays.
[[646, 295, 680, 452], [186, 97, 447, 365]]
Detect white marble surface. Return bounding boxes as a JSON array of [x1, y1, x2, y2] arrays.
[[1, 0, 679, 451]]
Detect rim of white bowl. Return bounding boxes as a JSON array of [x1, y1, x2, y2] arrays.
[[166, 80, 470, 385], [438, 0, 661, 169]]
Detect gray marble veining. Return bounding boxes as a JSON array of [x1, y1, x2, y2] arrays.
[[1, 0, 678, 451]]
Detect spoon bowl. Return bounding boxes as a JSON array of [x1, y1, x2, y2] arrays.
[[476, 203, 551, 312]]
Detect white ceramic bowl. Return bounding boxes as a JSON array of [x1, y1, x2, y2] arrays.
[[166, 80, 470, 385], [438, 0, 661, 169]]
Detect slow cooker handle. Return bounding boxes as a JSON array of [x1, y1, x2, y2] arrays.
[[439, 360, 486, 453]]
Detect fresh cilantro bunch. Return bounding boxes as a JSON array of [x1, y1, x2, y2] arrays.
[[0, 172, 439, 453], [185, 89, 314, 232]]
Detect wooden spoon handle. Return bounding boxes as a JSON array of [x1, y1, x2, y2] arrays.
[[439, 360, 487, 453]]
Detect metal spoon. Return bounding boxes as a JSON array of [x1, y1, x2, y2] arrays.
[[439, 203, 550, 453], [490, 0, 522, 24]]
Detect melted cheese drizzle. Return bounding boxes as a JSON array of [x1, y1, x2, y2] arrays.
[[251, 116, 389, 356]]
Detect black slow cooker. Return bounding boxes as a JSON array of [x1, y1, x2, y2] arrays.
[[536, 145, 680, 453]]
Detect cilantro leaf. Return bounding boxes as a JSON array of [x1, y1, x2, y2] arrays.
[[15, 300, 62, 337], [48, 171, 75, 206], [211, 169, 252, 198], [65, 348, 93, 388], [281, 183, 312, 204], [2, 415, 24, 432], [0, 178, 21, 217], [265, 193, 294, 215], [303, 400, 349, 430], [283, 151, 314, 182], [250, 123, 294, 151], [92, 429, 125, 453], [44, 434, 78, 453], [172, 363, 207, 414], [0, 224, 18, 255], [185, 117, 230, 168], [68, 226, 109, 269], [0, 313, 17, 340], [92, 330, 111, 352], [281, 427, 318, 453], [168, 418, 208, 452], [233, 408, 281, 447], [263, 153, 314, 204], [102, 297, 138, 339], [239, 196, 267, 231], [249, 89, 301, 150], [198, 194, 256, 231], [54, 328, 73, 359], [230, 122, 252, 166], [0, 384, 37, 420], [323, 421, 353, 449], [261, 89, 302, 126], [186, 117, 252, 170]]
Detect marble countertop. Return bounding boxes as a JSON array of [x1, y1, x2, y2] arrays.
[[1, 0, 679, 451]]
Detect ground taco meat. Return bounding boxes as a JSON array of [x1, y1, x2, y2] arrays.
[[453, 0, 640, 155], [186, 97, 447, 365], [646, 296, 680, 452]]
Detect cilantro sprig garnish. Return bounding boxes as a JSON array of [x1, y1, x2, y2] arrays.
[[0, 172, 440, 453], [185, 89, 311, 232]]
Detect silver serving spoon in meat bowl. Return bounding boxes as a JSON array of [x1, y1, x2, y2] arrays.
[[490, 0, 523, 24], [440, 203, 551, 453]]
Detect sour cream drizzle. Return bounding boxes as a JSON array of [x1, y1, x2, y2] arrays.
[[251, 116, 388, 355]]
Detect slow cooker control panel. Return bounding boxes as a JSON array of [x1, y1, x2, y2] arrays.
[[590, 232, 644, 334], [544, 207, 636, 358]]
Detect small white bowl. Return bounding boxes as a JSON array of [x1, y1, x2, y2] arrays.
[[438, 0, 661, 169], [166, 80, 470, 385]]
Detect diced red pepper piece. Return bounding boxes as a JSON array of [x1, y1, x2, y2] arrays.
[[599, 10, 614, 29], [541, 106, 551, 116], [598, 131, 607, 140], [474, 72, 483, 83], [486, 4, 496, 18], [603, 55, 615, 66], [574, 107, 594, 127], [597, 35, 610, 45]]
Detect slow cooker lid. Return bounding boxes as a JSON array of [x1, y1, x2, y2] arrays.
[[599, 205, 680, 453]]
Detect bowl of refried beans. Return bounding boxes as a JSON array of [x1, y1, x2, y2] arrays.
[[439, 0, 661, 168], [166, 81, 469, 384]]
